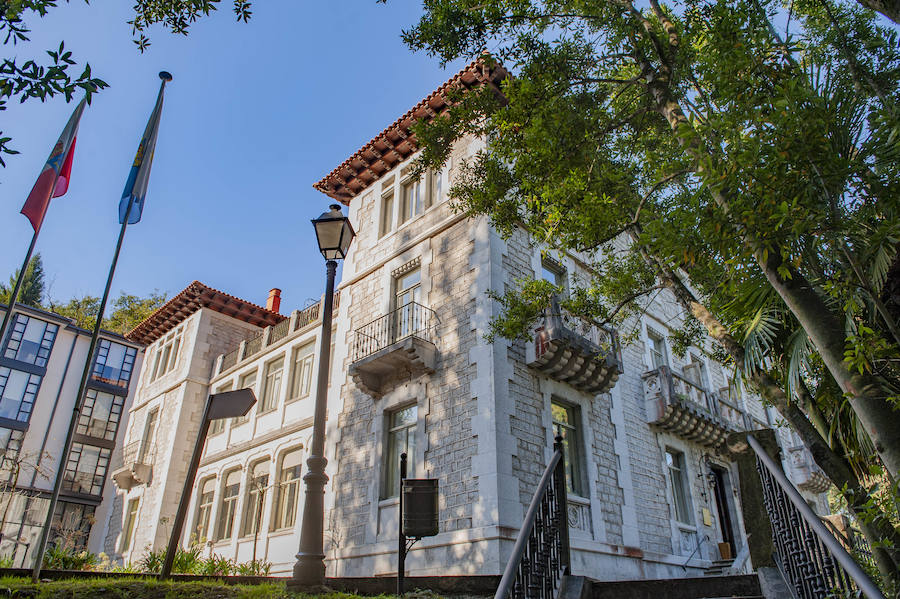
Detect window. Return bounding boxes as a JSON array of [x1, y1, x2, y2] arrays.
[[394, 267, 422, 340], [551, 400, 586, 497], [3, 314, 57, 367], [260, 358, 283, 413], [216, 469, 241, 541], [92, 339, 137, 387], [209, 383, 232, 435], [540, 259, 566, 289], [50, 502, 95, 551], [400, 176, 426, 224], [382, 405, 417, 499], [233, 370, 257, 425], [666, 449, 693, 524], [194, 478, 216, 543], [0, 427, 24, 481], [242, 460, 270, 536], [150, 326, 183, 381], [138, 408, 158, 463], [63, 443, 111, 495], [77, 389, 124, 441], [648, 329, 668, 369], [288, 345, 314, 402], [120, 498, 139, 552], [0, 368, 41, 422], [683, 355, 707, 389], [431, 169, 443, 205], [272, 449, 302, 529], [380, 182, 395, 237]]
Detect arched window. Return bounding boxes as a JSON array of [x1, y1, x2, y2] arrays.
[[242, 460, 270, 536], [194, 477, 216, 543], [272, 449, 302, 530], [215, 469, 241, 540]]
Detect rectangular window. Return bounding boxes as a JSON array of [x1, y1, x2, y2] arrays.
[[272, 449, 302, 529], [150, 326, 183, 381], [382, 404, 417, 500], [0, 427, 24, 481], [77, 389, 124, 441], [288, 345, 314, 402], [233, 370, 257, 425], [0, 367, 41, 422], [216, 469, 241, 541], [92, 339, 137, 387], [138, 408, 158, 464], [50, 502, 95, 551], [648, 329, 668, 369], [260, 358, 283, 413], [380, 185, 395, 237], [430, 169, 443, 206], [666, 449, 693, 524], [551, 400, 586, 497], [209, 383, 232, 435], [400, 176, 426, 224], [242, 460, 270, 536], [540, 259, 566, 288], [194, 478, 216, 543], [63, 443, 111, 496], [3, 314, 57, 367], [394, 267, 422, 341], [120, 498, 139, 552]]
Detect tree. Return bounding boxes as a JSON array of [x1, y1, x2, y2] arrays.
[[401, 0, 900, 583], [47, 290, 166, 333], [102, 290, 166, 335], [1, 0, 252, 167], [0, 254, 45, 308]]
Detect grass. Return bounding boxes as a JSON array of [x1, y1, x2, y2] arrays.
[[0, 577, 401, 599]]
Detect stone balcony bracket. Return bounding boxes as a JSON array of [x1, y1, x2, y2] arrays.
[[642, 366, 738, 449], [111, 440, 155, 490], [525, 297, 622, 395]]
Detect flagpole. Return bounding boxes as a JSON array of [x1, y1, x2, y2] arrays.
[[0, 231, 40, 349], [31, 195, 135, 582]]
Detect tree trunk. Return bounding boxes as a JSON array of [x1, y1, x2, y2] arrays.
[[855, 0, 900, 24]]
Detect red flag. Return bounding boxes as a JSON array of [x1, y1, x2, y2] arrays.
[[21, 99, 86, 232]]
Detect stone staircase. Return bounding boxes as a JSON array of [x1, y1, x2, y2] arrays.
[[562, 573, 765, 599], [703, 559, 735, 577]]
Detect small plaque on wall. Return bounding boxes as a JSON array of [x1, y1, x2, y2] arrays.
[[702, 508, 713, 527]]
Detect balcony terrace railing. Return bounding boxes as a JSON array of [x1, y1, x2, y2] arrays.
[[216, 298, 327, 375], [353, 302, 438, 362]]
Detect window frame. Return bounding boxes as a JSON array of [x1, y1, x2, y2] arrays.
[[241, 460, 270, 537], [0, 367, 42, 423], [260, 357, 284, 413], [138, 408, 159, 463], [647, 327, 669, 370], [120, 497, 140, 552], [272, 448, 302, 530], [3, 314, 58, 367], [194, 477, 216, 544], [666, 448, 694, 525], [92, 339, 138, 387], [381, 404, 418, 500], [232, 370, 257, 425], [62, 442, 111, 496], [209, 383, 232, 436], [379, 179, 396, 238], [76, 389, 125, 441], [287, 344, 315, 403], [150, 326, 183, 381], [551, 399, 587, 498], [215, 468, 242, 541]]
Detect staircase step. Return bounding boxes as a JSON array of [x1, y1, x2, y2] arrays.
[[586, 574, 761, 599]]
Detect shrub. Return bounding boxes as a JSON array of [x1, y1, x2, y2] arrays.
[[198, 553, 235, 576], [42, 543, 98, 570], [138, 548, 166, 573], [0, 555, 14, 568], [235, 559, 271, 576]]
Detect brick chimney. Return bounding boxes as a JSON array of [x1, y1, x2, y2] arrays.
[[266, 288, 281, 313]]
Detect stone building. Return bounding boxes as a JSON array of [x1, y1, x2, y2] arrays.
[[105, 58, 828, 580], [0, 302, 143, 566]]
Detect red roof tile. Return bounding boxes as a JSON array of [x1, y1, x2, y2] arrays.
[[313, 56, 508, 204]]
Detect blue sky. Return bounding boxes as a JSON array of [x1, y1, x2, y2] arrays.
[[1, 1, 464, 313]]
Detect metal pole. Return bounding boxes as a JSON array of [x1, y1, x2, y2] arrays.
[[31, 196, 135, 583], [293, 259, 337, 586], [0, 231, 39, 348], [161, 395, 212, 579], [398, 452, 407, 596]]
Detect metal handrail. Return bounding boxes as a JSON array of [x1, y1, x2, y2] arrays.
[[353, 302, 438, 362], [747, 434, 886, 599], [495, 437, 570, 599]]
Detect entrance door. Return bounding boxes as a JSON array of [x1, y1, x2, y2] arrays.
[[711, 465, 736, 559]]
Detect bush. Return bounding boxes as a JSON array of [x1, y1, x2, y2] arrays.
[[197, 553, 235, 576], [235, 559, 271, 576], [42, 543, 98, 570], [138, 548, 166, 574]]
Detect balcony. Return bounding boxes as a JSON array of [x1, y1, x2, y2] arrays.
[[787, 445, 832, 494], [642, 366, 745, 448], [349, 302, 438, 399], [111, 441, 155, 491], [526, 297, 621, 395]]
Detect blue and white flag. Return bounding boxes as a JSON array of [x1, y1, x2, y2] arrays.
[[119, 71, 172, 224]]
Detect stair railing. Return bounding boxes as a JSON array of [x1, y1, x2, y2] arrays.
[[495, 436, 571, 599], [747, 434, 886, 599]]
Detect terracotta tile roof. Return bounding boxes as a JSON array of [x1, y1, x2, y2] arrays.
[[313, 56, 508, 204], [126, 281, 286, 345]]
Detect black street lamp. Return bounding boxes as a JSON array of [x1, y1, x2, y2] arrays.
[[293, 204, 355, 586], [161, 388, 256, 579]]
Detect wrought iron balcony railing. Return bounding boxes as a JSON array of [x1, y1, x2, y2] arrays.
[[353, 302, 438, 362]]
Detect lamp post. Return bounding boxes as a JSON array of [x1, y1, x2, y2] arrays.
[[160, 388, 256, 579], [293, 204, 355, 586]]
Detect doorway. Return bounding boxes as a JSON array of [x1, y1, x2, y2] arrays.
[[710, 465, 737, 559]]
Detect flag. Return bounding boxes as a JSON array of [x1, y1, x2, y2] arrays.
[[20, 98, 86, 232], [119, 72, 171, 225]]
